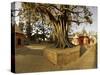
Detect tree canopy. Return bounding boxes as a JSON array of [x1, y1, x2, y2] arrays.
[[17, 2, 93, 48]]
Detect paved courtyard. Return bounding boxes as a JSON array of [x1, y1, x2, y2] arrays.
[[15, 44, 97, 73]]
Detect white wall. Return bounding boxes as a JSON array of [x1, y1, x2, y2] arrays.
[[0, 0, 100, 75]]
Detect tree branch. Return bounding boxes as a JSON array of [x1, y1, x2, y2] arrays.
[[68, 20, 87, 25]]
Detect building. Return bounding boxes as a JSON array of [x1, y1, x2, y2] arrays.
[[15, 25, 25, 48], [71, 32, 90, 46], [71, 34, 79, 45]]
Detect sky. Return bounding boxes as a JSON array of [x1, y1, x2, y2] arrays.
[[14, 2, 97, 34], [73, 6, 97, 33]]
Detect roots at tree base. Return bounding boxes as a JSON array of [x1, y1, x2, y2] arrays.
[[54, 41, 74, 49]]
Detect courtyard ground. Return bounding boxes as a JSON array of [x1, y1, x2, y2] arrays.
[[15, 44, 97, 73]]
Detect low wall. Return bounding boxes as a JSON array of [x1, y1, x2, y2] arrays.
[[43, 46, 80, 66]]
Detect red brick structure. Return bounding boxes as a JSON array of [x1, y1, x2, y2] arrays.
[[15, 25, 25, 48], [78, 36, 90, 45]]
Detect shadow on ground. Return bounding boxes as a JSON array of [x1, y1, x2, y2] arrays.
[[16, 46, 43, 56]]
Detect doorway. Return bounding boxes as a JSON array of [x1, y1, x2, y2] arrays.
[[18, 38, 21, 45]]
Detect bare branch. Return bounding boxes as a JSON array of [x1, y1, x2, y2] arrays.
[[68, 20, 87, 25]]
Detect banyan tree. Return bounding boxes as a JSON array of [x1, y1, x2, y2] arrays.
[[18, 2, 93, 48]]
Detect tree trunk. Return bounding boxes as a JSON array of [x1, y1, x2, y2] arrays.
[[52, 23, 73, 48], [52, 10, 74, 48]]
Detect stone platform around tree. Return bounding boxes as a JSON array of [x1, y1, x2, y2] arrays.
[[43, 46, 80, 66]]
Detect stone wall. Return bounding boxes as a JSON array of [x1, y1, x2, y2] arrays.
[[43, 46, 80, 66], [44, 49, 57, 64]]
